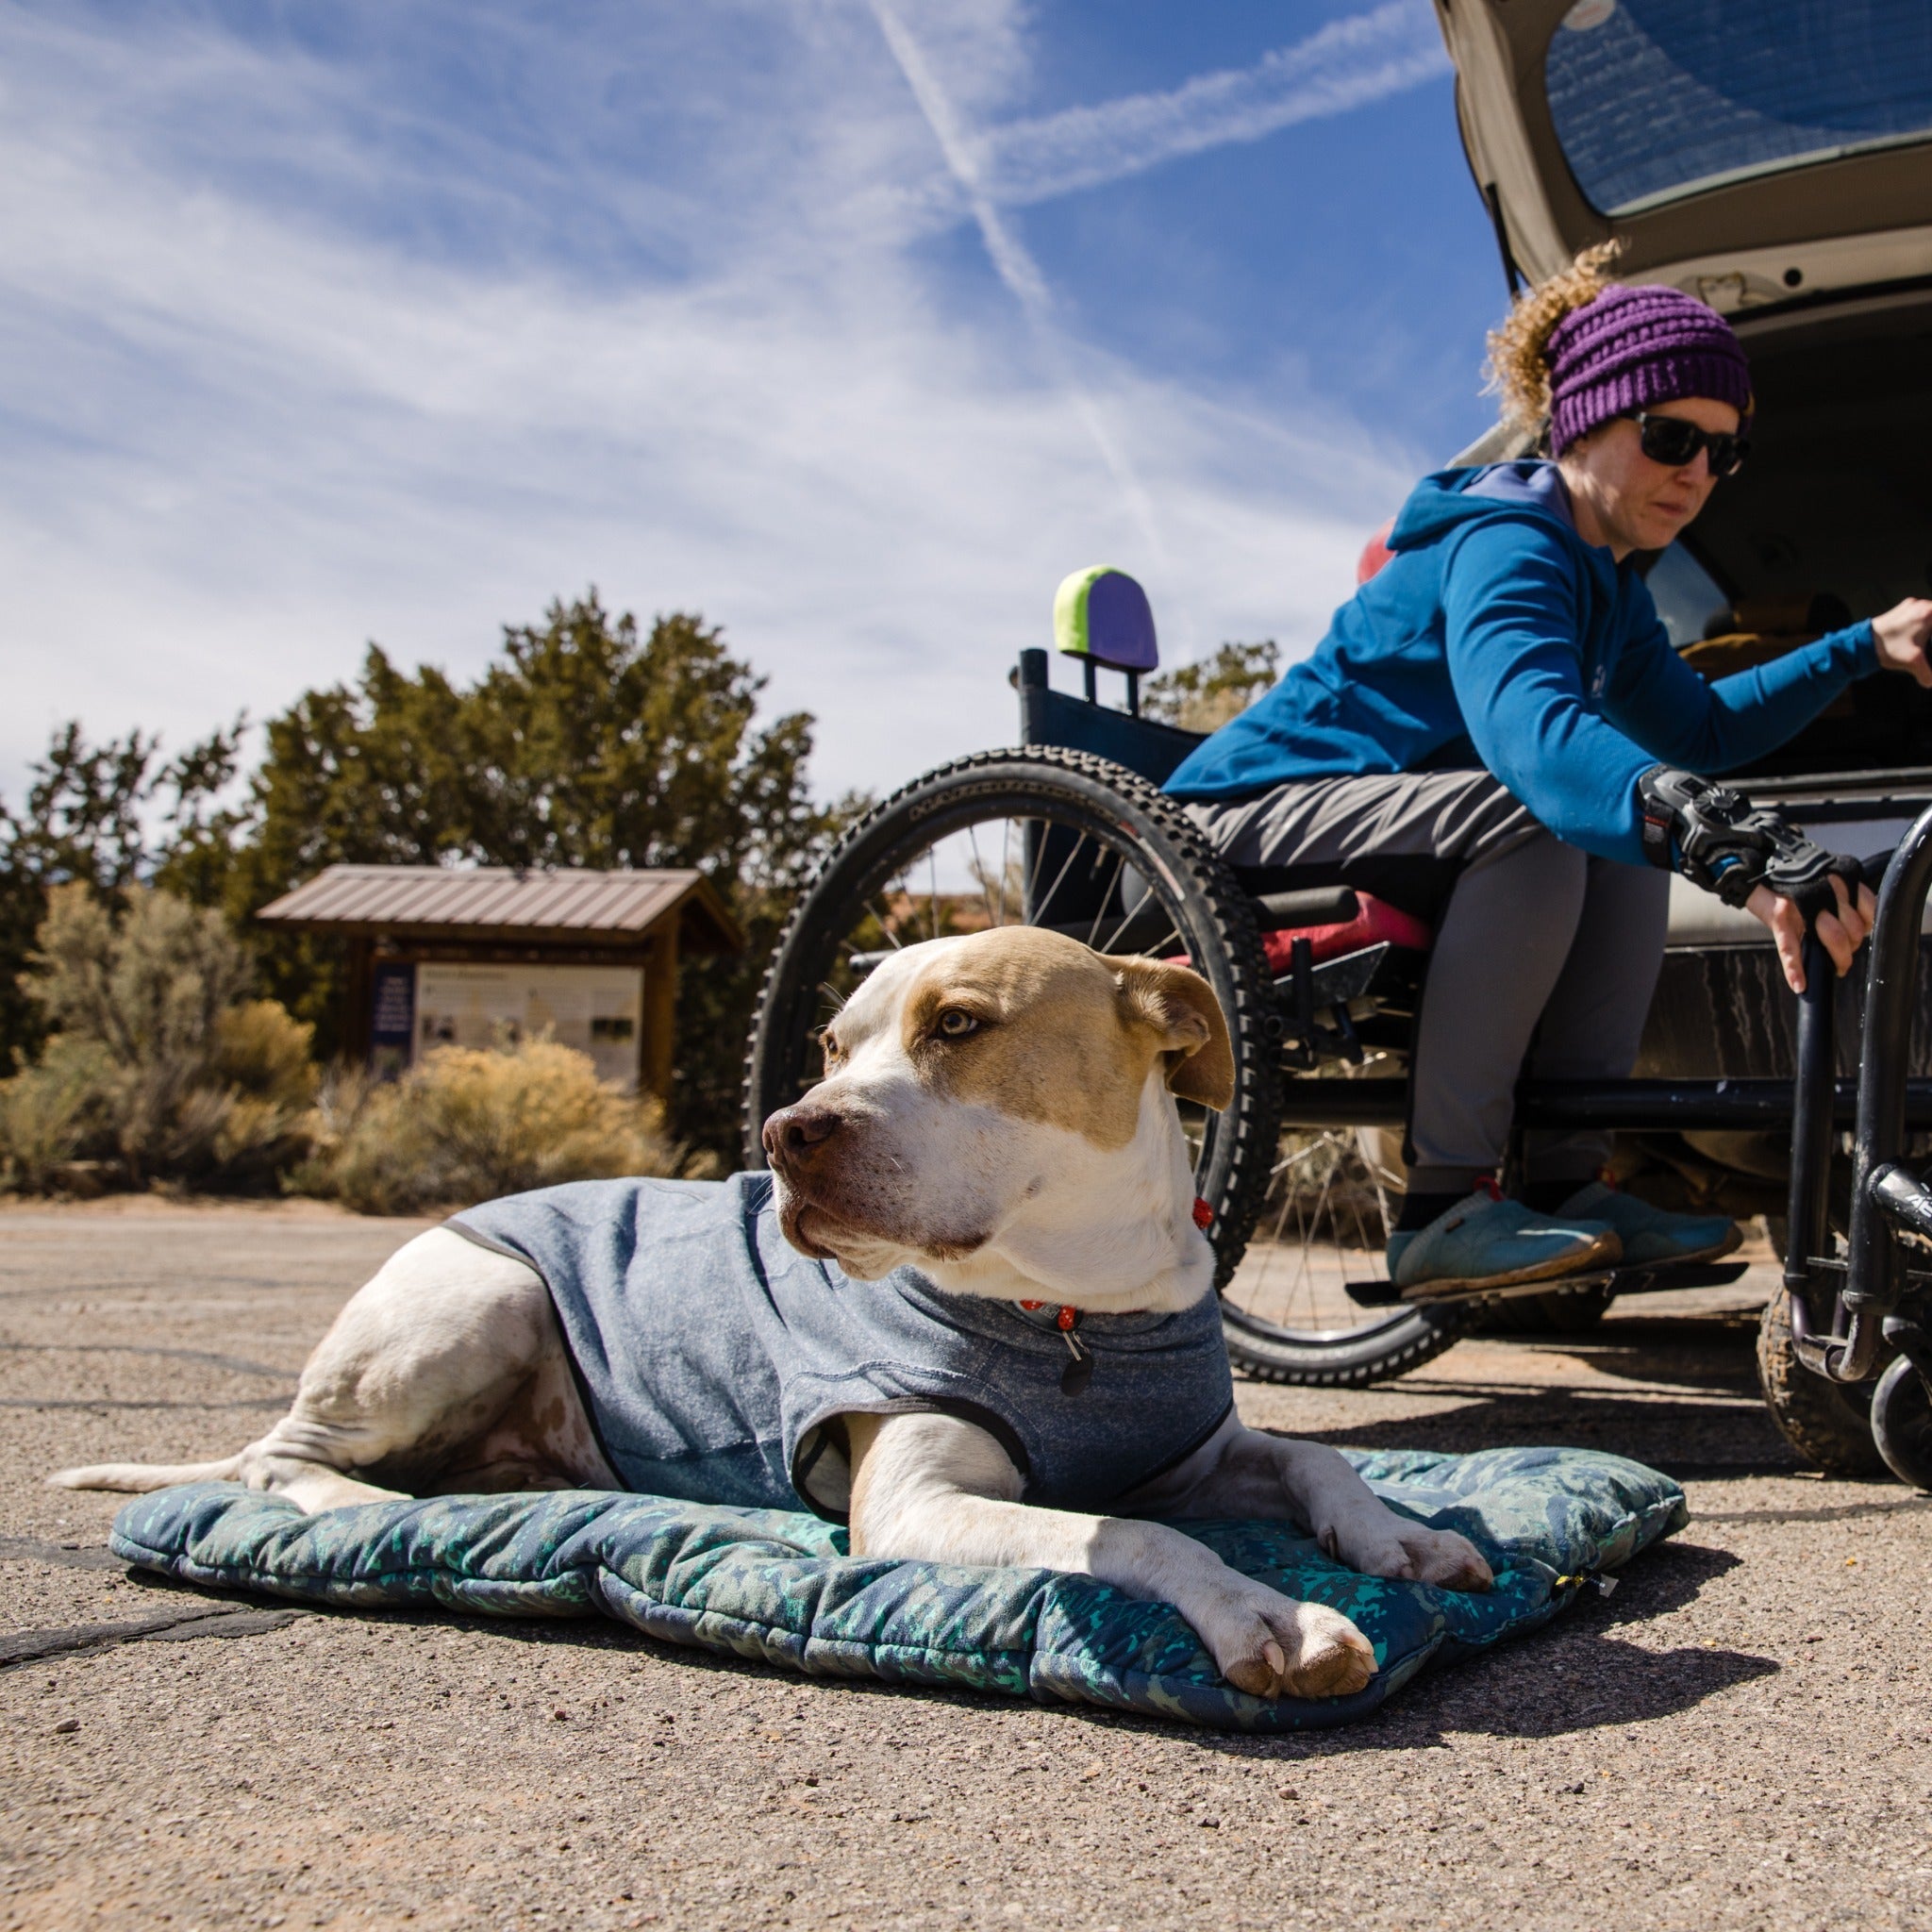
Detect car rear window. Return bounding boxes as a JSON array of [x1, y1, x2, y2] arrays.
[[1545, 0, 1932, 216], [1644, 542, 1730, 651]]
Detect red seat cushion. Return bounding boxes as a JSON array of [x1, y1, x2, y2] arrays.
[[1260, 892, 1432, 975], [1357, 516, 1396, 584]]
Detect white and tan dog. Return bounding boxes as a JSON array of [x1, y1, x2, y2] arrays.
[[55, 926, 1489, 1699]]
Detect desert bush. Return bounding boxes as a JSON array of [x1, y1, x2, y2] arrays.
[[0, 1037, 114, 1192], [302, 1036, 684, 1214], [0, 884, 317, 1192], [0, 715, 248, 1077], [1142, 640, 1281, 735]]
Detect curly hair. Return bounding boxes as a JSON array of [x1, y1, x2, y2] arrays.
[[1483, 240, 1624, 440]]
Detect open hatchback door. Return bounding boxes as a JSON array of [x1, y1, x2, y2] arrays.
[[1435, 0, 1932, 308], [1431, 0, 1932, 722]]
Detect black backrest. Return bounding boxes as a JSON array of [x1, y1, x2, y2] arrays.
[[1010, 648, 1208, 935], [1016, 648, 1203, 783]]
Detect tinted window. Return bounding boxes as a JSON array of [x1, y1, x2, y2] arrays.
[[1645, 542, 1730, 649], [1545, 0, 1932, 216]]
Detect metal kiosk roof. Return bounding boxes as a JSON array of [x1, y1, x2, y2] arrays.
[[256, 864, 743, 953]]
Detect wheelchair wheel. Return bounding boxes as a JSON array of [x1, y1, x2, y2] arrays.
[[1217, 1122, 1469, 1386], [1756, 1288, 1886, 1476], [741, 745, 1467, 1387], [1872, 1354, 1932, 1491]]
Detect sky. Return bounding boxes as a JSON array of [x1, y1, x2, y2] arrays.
[[0, 0, 1512, 813]]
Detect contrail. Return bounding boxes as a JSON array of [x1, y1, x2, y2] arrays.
[[865, 0, 1168, 574], [980, 2, 1450, 208]]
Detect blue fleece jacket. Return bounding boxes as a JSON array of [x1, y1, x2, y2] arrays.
[[1162, 462, 1878, 865]]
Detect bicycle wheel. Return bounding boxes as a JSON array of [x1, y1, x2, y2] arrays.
[[741, 745, 1465, 1385]]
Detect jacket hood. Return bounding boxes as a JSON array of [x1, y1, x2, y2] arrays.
[[1387, 461, 1579, 554]]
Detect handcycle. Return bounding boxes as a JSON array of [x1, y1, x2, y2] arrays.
[[741, 569, 1932, 1487]]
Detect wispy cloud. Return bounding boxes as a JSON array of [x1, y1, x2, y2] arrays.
[[863, 0, 1167, 567], [976, 2, 1450, 206], [0, 2, 1432, 809]]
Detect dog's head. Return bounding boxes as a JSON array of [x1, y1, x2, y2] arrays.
[[759, 926, 1233, 1307]]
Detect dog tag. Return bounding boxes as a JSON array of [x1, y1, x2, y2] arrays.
[[1059, 1352, 1093, 1397]]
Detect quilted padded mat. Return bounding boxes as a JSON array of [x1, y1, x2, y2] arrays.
[[110, 1445, 1686, 1732]]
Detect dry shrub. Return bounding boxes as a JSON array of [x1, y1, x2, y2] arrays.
[[1258, 1126, 1398, 1251], [190, 1000, 321, 1186], [306, 1037, 683, 1215], [0, 884, 317, 1194], [0, 1038, 113, 1193], [1142, 641, 1281, 734]]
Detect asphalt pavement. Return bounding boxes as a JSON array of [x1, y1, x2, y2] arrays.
[[3, 1200, 1930, 1931]]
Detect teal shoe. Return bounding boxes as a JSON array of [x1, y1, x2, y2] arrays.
[[1554, 1180, 1741, 1268], [1387, 1185, 1621, 1302]]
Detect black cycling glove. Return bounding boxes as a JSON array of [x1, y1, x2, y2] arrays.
[[1636, 766, 1862, 929]]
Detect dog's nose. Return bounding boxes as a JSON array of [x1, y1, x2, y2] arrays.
[[761, 1104, 841, 1163]]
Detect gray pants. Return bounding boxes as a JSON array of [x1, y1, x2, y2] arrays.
[[1188, 772, 1671, 1192]]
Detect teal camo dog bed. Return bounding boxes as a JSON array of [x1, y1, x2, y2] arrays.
[[110, 1445, 1685, 1733]]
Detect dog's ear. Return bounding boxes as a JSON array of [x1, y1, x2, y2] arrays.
[[1114, 958, 1236, 1111]]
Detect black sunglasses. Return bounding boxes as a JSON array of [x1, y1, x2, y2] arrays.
[[1628, 410, 1750, 477]]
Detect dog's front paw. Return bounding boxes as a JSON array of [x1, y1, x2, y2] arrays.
[[1396, 1525, 1492, 1592], [1321, 1519, 1493, 1593], [1203, 1585, 1376, 1700]]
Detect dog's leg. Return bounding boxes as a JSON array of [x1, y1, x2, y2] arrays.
[[51, 1230, 590, 1510], [1155, 1425, 1492, 1591], [844, 1411, 1376, 1699]]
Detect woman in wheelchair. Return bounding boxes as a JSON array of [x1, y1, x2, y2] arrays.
[[1163, 245, 1932, 1302]]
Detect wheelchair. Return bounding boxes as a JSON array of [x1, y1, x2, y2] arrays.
[[741, 569, 1932, 1487]]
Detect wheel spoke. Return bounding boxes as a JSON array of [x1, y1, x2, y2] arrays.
[[1098, 910, 1181, 958], [1028, 828, 1091, 929], [1304, 1163, 1343, 1330], [1084, 850, 1127, 948], [968, 823, 998, 929], [1190, 1110, 1217, 1189]]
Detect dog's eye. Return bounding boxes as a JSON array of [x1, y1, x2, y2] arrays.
[[820, 1033, 843, 1065], [935, 1009, 979, 1040]]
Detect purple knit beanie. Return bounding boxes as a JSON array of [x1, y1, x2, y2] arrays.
[[1545, 284, 1754, 454]]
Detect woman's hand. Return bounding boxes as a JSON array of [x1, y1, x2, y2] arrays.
[[1747, 875, 1875, 993], [1873, 598, 1932, 686]]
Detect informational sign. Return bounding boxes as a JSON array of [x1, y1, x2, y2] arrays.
[[411, 962, 646, 1092], [368, 962, 418, 1081]]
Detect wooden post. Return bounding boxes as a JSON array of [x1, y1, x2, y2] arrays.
[[341, 937, 375, 1068], [641, 921, 678, 1101]]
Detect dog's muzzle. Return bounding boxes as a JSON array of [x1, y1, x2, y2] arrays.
[[762, 1102, 856, 1257]]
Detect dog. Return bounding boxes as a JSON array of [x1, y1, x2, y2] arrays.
[[54, 925, 1490, 1699]]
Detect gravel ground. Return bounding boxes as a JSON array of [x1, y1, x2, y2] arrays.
[[3, 1202, 1930, 1931]]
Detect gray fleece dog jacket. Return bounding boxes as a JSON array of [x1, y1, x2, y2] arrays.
[[447, 1173, 1232, 1521]]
